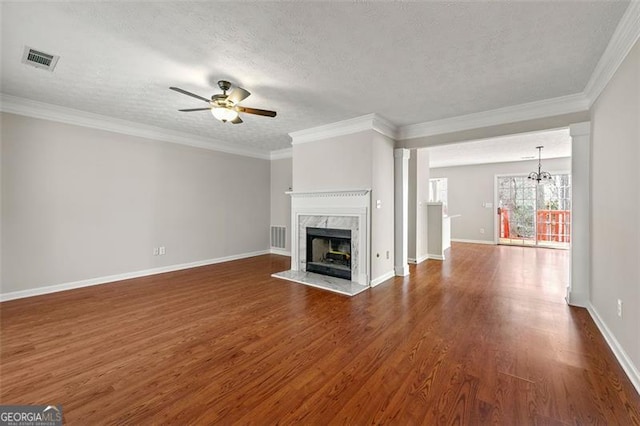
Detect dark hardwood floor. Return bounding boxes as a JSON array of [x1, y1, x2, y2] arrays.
[[1, 243, 639, 424]]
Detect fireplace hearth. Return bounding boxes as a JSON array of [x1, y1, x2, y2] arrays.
[[306, 227, 352, 280]]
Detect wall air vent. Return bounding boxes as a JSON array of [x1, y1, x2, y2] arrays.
[[270, 226, 286, 249], [21, 47, 59, 71]]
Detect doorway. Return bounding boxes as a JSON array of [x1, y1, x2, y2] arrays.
[[496, 174, 571, 249]]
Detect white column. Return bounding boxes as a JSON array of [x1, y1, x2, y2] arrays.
[[568, 121, 591, 307], [394, 149, 410, 276]]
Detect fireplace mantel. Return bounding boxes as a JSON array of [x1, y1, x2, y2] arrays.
[[287, 189, 371, 198]]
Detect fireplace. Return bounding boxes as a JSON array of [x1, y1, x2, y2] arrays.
[[286, 190, 370, 286], [306, 227, 352, 280], [272, 190, 370, 295]]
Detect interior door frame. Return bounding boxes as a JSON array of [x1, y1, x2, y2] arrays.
[[493, 170, 571, 246]]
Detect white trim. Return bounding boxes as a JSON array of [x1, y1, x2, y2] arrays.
[[289, 113, 398, 145], [398, 93, 589, 140], [394, 148, 410, 279], [408, 254, 429, 264], [427, 254, 445, 261], [451, 239, 495, 245], [370, 270, 395, 287], [0, 250, 270, 302], [585, 1, 640, 106], [587, 303, 640, 395], [0, 93, 272, 160], [270, 148, 292, 160], [371, 114, 399, 141], [269, 248, 291, 257]]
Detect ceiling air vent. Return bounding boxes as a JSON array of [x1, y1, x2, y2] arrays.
[[21, 47, 59, 72]]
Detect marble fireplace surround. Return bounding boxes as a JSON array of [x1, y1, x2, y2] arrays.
[[289, 190, 371, 286]]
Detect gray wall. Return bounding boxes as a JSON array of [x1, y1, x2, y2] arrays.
[[590, 39, 639, 372], [292, 131, 372, 192], [1, 113, 270, 294], [370, 132, 395, 280], [270, 157, 292, 253], [430, 157, 571, 242]]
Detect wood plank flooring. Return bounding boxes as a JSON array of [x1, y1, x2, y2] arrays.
[[1, 243, 639, 424]]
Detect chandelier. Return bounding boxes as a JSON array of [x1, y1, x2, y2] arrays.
[[528, 146, 552, 183]]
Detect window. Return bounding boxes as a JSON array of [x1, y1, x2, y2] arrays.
[[429, 178, 448, 205]]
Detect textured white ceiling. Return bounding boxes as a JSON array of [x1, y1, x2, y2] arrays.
[[428, 128, 571, 168], [0, 1, 629, 153]]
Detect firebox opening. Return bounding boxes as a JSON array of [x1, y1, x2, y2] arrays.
[[306, 227, 352, 280]]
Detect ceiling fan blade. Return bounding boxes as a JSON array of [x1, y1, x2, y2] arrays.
[[231, 116, 243, 124], [227, 87, 251, 105], [170, 87, 210, 103], [236, 106, 277, 117], [178, 107, 212, 112]]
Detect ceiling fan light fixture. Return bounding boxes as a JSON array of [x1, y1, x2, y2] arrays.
[[171, 82, 275, 124], [211, 106, 238, 123]]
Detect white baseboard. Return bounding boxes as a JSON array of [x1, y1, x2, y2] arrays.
[[0, 249, 270, 302], [269, 248, 291, 257], [371, 270, 395, 287], [451, 238, 495, 245], [427, 254, 445, 261], [587, 303, 640, 395], [408, 254, 429, 265]]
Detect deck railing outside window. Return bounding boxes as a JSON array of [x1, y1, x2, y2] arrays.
[[500, 209, 571, 243]]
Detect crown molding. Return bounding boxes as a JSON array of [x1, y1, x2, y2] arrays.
[[371, 114, 398, 141], [584, 1, 640, 106], [0, 94, 272, 160], [397, 93, 590, 141], [270, 147, 292, 160], [288, 113, 398, 145]]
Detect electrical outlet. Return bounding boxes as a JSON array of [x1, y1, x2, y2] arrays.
[[617, 299, 623, 317], [479, 228, 485, 234], [159, 246, 166, 256], [153, 247, 159, 256], [386, 251, 390, 259]]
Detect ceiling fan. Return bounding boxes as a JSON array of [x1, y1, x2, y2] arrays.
[[170, 80, 276, 124]]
